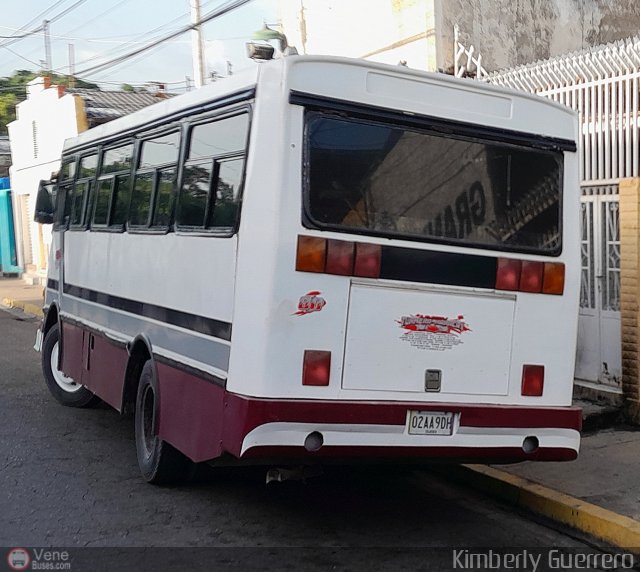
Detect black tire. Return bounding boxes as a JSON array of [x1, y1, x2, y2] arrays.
[[42, 325, 100, 408], [135, 360, 193, 484]]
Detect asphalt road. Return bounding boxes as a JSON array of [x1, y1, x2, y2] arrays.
[[0, 304, 615, 571]]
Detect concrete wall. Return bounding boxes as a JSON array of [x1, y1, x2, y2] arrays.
[[279, 0, 640, 74], [439, 0, 640, 72]]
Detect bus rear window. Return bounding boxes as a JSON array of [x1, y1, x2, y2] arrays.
[[305, 113, 563, 254]]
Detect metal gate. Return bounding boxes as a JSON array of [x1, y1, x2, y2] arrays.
[[575, 185, 621, 386], [454, 32, 640, 386]]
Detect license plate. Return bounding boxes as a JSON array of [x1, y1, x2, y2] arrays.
[[407, 411, 455, 435]]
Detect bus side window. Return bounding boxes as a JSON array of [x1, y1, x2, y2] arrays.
[[210, 157, 244, 229], [177, 113, 248, 232], [71, 153, 98, 230], [92, 144, 133, 230], [54, 157, 77, 230], [130, 131, 180, 231]]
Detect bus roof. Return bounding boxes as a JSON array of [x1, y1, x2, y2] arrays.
[[63, 55, 576, 154]]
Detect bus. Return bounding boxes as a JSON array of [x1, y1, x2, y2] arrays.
[[34, 55, 582, 484]]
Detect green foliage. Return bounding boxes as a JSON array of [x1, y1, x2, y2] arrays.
[[0, 69, 100, 134], [0, 93, 18, 134]]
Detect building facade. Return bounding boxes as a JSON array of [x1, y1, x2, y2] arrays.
[[278, 0, 640, 74]]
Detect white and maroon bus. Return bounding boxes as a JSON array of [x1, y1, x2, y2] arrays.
[[34, 56, 581, 484]]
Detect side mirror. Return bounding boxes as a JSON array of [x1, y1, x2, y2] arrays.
[[34, 180, 55, 224]]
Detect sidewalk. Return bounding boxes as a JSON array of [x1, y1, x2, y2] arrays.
[[0, 276, 44, 316], [451, 403, 640, 552]]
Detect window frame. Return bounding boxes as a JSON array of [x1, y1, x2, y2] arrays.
[[128, 127, 181, 235], [174, 106, 251, 237], [90, 140, 135, 232], [53, 155, 77, 231], [301, 108, 565, 257], [69, 150, 99, 231]]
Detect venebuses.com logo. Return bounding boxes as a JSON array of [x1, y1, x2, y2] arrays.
[[7, 549, 30, 571], [6, 548, 71, 571]]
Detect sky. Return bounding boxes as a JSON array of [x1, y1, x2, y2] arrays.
[[0, 0, 280, 92]]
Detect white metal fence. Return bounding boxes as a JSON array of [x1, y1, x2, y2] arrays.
[[456, 35, 640, 186]]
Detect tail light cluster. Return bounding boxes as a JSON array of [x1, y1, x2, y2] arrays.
[[496, 258, 565, 295], [296, 236, 381, 278]]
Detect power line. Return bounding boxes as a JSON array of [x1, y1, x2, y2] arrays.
[[75, 0, 255, 77], [0, 0, 68, 48], [48, 0, 91, 24]]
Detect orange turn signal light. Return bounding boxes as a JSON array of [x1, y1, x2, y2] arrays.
[[296, 236, 326, 273], [542, 262, 565, 295]]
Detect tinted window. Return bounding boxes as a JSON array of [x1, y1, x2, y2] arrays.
[[70, 180, 90, 226], [188, 115, 248, 160], [60, 159, 76, 181], [210, 158, 244, 228], [306, 114, 562, 254], [111, 174, 132, 226], [152, 169, 175, 228], [101, 144, 134, 174], [93, 179, 112, 225], [139, 132, 180, 169], [179, 162, 212, 227], [130, 172, 153, 227], [79, 154, 98, 178]]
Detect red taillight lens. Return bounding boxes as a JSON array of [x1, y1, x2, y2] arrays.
[[521, 365, 544, 396], [354, 243, 381, 278], [302, 350, 331, 386], [326, 240, 354, 275], [296, 236, 326, 273], [496, 258, 522, 291], [519, 261, 544, 293], [543, 262, 565, 295]]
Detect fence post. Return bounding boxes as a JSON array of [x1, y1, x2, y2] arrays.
[[620, 178, 640, 422]]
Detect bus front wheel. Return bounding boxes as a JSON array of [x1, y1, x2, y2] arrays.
[[42, 325, 100, 408], [134, 360, 193, 484]]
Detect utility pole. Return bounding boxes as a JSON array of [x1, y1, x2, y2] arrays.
[[190, 0, 205, 88], [43, 20, 52, 71], [68, 44, 76, 88]]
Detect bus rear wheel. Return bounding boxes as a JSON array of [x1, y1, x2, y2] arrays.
[[134, 360, 193, 484], [42, 325, 100, 408]]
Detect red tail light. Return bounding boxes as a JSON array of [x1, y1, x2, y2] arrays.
[[302, 350, 331, 386], [296, 236, 381, 279], [495, 258, 522, 291], [519, 261, 544, 293], [521, 364, 544, 396], [354, 243, 381, 278], [326, 240, 354, 276]]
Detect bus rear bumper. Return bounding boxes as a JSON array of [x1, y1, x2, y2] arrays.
[[238, 423, 580, 462], [225, 398, 582, 463]]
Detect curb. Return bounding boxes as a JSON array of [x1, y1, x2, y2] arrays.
[[449, 464, 640, 553], [1, 298, 43, 317]]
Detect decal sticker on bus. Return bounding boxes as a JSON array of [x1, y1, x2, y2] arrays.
[[397, 314, 470, 351], [293, 291, 327, 316]]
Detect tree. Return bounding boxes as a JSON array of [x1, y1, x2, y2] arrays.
[[0, 93, 18, 134]]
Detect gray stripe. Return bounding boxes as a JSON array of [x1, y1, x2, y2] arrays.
[[61, 294, 230, 372]]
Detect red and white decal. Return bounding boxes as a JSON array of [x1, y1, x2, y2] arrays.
[[397, 314, 471, 351], [293, 291, 327, 316]]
